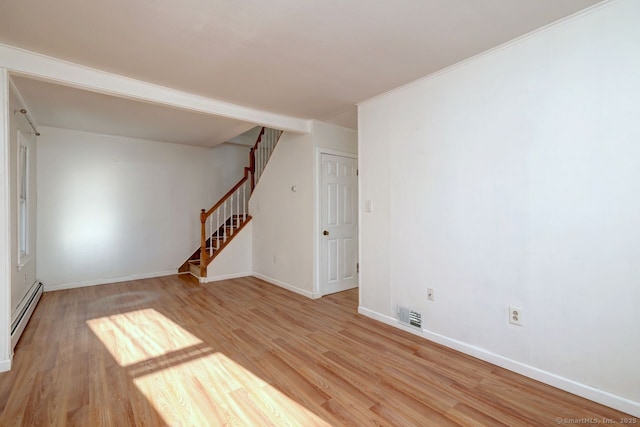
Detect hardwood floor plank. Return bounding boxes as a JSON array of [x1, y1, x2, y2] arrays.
[[271, 338, 378, 409], [446, 402, 510, 427], [0, 275, 633, 426], [320, 398, 385, 427]]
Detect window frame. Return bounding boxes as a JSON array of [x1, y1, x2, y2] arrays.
[[17, 130, 31, 266]]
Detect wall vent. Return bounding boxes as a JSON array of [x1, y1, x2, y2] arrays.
[[397, 305, 422, 329]]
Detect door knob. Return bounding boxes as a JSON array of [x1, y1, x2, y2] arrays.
[[323, 230, 329, 236]]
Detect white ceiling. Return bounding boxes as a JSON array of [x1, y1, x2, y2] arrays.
[[0, 0, 603, 143], [10, 76, 254, 147]]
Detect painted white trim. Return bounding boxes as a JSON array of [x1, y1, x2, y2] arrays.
[[200, 272, 252, 283], [10, 280, 39, 325], [0, 68, 12, 368], [8, 77, 38, 129], [311, 119, 358, 135], [358, 0, 619, 107], [252, 272, 320, 299], [358, 307, 425, 338], [315, 147, 358, 160], [357, 110, 364, 310], [43, 270, 178, 292], [16, 130, 32, 266], [16, 254, 33, 270], [313, 148, 321, 296], [0, 43, 312, 134], [314, 148, 359, 297], [358, 306, 640, 417], [11, 282, 42, 349]]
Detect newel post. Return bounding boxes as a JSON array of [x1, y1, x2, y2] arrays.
[[200, 209, 207, 277], [249, 148, 256, 191]]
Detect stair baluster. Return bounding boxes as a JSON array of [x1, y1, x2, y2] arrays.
[[180, 127, 283, 278]]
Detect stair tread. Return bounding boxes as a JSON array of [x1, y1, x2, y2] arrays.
[[179, 129, 281, 279]]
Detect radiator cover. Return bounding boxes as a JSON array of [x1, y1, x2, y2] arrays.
[[11, 281, 43, 349]]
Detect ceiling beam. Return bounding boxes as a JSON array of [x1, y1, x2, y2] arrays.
[[0, 43, 312, 134]]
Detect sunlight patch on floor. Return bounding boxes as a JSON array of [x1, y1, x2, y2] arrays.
[[87, 309, 332, 426], [86, 308, 202, 366]]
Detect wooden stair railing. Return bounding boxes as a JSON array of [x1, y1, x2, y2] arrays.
[[179, 126, 283, 278], [251, 127, 282, 190], [198, 176, 251, 276]]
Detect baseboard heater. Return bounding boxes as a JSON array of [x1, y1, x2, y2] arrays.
[[11, 281, 43, 349]]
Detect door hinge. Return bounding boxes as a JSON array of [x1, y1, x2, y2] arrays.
[[357, 262, 359, 273]]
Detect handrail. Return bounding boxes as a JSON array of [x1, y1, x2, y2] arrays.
[[202, 175, 248, 219], [249, 127, 265, 190], [199, 175, 251, 274], [202, 126, 266, 220], [248, 127, 283, 191], [196, 126, 281, 276]]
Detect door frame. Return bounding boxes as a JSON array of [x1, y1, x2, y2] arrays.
[[313, 148, 358, 297], [1, 69, 11, 370]]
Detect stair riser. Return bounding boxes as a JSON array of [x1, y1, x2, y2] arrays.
[[189, 262, 200, 277], [179, 128, 282, 278]]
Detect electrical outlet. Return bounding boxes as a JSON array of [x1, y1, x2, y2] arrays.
[[509, 306, 523, 326], [427, 288, 434, 301]]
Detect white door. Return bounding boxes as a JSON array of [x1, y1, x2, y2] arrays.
[[320, 153, 358, 296]]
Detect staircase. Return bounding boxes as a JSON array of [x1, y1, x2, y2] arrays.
[[179, 127, 283, 279]]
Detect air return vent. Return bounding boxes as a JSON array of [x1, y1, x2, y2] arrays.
[[397, 305, 422, 329]]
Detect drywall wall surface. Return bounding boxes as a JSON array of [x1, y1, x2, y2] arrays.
[[36, 126, 244, 287], [357, 100, 391, 315], [208, 142, 250, 201], [206, 221, 252, 281], [250, 132, 315, 295], [359, 0, 640, 413], [312, 121, 357, 154], [250, 123, 356, 297], [227, 126, 262, 146]]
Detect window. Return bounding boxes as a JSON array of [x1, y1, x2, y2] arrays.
[[17, 131, 30, 263]]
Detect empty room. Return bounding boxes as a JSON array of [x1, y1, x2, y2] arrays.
[[1, 0, 638, 425]]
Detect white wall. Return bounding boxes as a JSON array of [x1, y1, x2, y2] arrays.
[[0, 69, 11, 371], [37, 127, 247, 289], [358, 0, 640, 415], [313, 121, 358, 154], [227, 126, 261, 146], [205, 221, 252, 282], [250, 131, 316, 297], [250, 121, 357, 298], [209, 143, 251, 200]]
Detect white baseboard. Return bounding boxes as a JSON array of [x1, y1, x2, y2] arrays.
[[201, 272, 252, 283], [358, 306, 640, 417], [11, 280, 41, 325], [11, 282, 42, 349], [252, 272, 321, 299], [44, 270, 178, 292], [0, 358, 11, 373]]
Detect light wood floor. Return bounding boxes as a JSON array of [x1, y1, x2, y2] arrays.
[[0, 275, 630, 426]]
